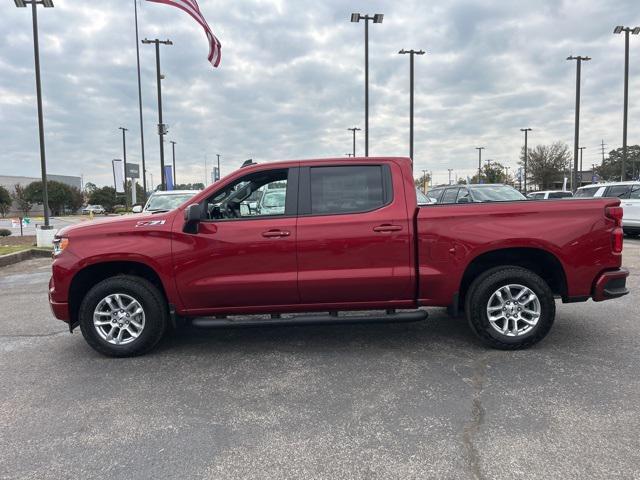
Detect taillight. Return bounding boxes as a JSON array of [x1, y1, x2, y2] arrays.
[[606, 206, 624, 254]]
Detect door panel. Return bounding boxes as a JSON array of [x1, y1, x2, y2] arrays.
[[296, 162, 413, 304]]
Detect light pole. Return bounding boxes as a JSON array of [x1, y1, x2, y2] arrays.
[[567, 55, 591, 191], [398, 49, 426, 165], [350, 12, 384, 157], [133, 0, 147, 198], [578, 146, 586, 187], [505, 166, 511, 184], [520, 128, 532, 192], [142, 38, 173, 190], [614, 26, 640, 180], [216, 153, 221, 182], [118, 127, 129, 208], [347, 127, 361, 157], [422, 169, 428, 193], [15, 0, 54, 228], [447, 168, 453, 185], [170, 140, 177, 186], [475, 147, 485, 182]]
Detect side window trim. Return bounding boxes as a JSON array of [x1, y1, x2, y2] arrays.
[[298, 163, 393, 217]]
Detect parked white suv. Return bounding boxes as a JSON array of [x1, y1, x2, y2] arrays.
[[575, 181, 640, 236], [527, 190, 573, 200]]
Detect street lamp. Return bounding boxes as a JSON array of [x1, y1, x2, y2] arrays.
[[350, 12, 383, 157], [170, 140, 177, 186], [447, 168, 453, 185], [347, 127, 361, 157], [614, 26, 640, 180], [216, 154, 221, 182], [14, 0, 54, 228], [142, 38, 173, 190], [421, 169, 428, 193], [578, 146, 586, 187], [475, 147, 485, 182], [520, 128, 532, 192], [567, 55, 591, 191], [398, 49, 426, 165]]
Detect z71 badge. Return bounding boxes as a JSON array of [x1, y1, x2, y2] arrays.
[[135, 220, 166, 227]]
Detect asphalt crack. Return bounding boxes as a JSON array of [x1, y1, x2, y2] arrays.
[[461, 353, 490, 480]]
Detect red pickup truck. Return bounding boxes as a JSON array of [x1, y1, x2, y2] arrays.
[[50, 157, 628, 356]]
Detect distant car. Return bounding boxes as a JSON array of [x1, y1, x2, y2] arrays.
[[82, 205, 105, 215], [426, 184, 526, 204], [133, 190, 200, 213], [527, 190, 573, 200], [575, 181, 640, 236], [257, 188, 286, 215]]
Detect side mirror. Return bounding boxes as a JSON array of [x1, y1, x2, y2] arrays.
[[183, 203, 202, 233], [132, 205, 143, 213]]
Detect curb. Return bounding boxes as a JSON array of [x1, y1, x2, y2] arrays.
[[0, 248, 52, 268]]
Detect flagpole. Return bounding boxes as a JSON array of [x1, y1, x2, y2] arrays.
[[134, 0, 147, 199]]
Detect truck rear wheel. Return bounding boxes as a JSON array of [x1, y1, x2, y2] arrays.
[[78, 275, 168, 357], [465, 266, 555, 349]]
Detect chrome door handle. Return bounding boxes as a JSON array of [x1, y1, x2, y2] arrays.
[[373, 224, 403, 232]]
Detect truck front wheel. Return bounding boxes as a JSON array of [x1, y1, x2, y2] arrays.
[[78, 275, 168, 357], [465, 266, 555, 349]]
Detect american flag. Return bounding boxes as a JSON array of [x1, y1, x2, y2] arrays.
[[146, 0, 222, 68]]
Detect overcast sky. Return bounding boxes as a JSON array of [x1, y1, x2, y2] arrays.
[[1, 0, 639, 187]]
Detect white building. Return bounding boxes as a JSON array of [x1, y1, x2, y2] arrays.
[[0, 174, 82, 216]]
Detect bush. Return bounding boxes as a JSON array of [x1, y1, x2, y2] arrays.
[[114, 207, 130, 215], [0, 229, 11, 237]]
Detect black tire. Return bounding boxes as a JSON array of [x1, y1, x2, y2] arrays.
[[79, 275, 168, 357], [464, 266, 555, 350]]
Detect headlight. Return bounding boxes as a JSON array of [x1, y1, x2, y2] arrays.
[[52, 237, 69, 256]]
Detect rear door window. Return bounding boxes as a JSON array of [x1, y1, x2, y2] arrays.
[[605, 185, 631, 199], [549, 192, 572, 199], [308, 165, 388, 215], [441, 188, 459, 204], [427, 189, 444, 203]]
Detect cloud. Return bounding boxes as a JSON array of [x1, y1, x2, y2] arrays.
[[0, 0, 639, 187]]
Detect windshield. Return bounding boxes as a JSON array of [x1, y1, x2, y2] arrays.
[[145, 193, 195, 211], [574, 186, 599, 198], [416, 188, 430, 205], [470, 185, 526, 202], [261, 191, 286, 208]]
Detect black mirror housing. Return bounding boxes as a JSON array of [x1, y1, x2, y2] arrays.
[[183, 203, 202, 233]]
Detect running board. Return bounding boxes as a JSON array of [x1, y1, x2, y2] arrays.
[[190, 310, 428, 328]]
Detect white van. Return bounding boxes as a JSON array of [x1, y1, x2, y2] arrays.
[[575, 181, 640, 236]]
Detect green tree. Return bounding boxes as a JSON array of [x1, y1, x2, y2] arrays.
[[518, 142, 571, 190], [24, 181, 83, 216], [0, 186, 11, 218], [594, 145, 640, 182], [468, 162, 511, 184], [174, 183, 205, 190], [11, 184, 32, 217], [414, 172, 432, 192], [88, 186, 117, 212]]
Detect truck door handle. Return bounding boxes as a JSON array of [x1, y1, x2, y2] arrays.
[[262, 229, 290, 238], [373, 224, 403, 232]]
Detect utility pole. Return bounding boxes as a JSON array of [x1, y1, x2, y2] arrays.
[[600, 139, 607, 164], [578, 146, 586, 187], [118, 127, 129, 208], [347, 127, 361, 157], [567, 55, 591, 191], [475, 147, 485, 182], [351, 13, 384, 157], [422, 169, 428, 193], [14, 0, 55, 228], [614, 26, 640, 180], [520, 128, 532, 193], [504, 166, 510, 184], [447, 168, 453, 185], [170, 140, 177, 186], [216, 154, 221, 182], [133, 0, 147, 198], [142, 38, 172, 190], [398, 49, 426, 165]]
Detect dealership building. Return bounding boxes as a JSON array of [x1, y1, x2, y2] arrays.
[[0, 174, 82, 216]]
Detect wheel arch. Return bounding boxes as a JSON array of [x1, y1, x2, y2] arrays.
[[458, 247, 568, 308], [68, 260, 168, 330]]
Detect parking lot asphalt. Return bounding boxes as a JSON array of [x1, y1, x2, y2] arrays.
[[1, 244, 639, 480]]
